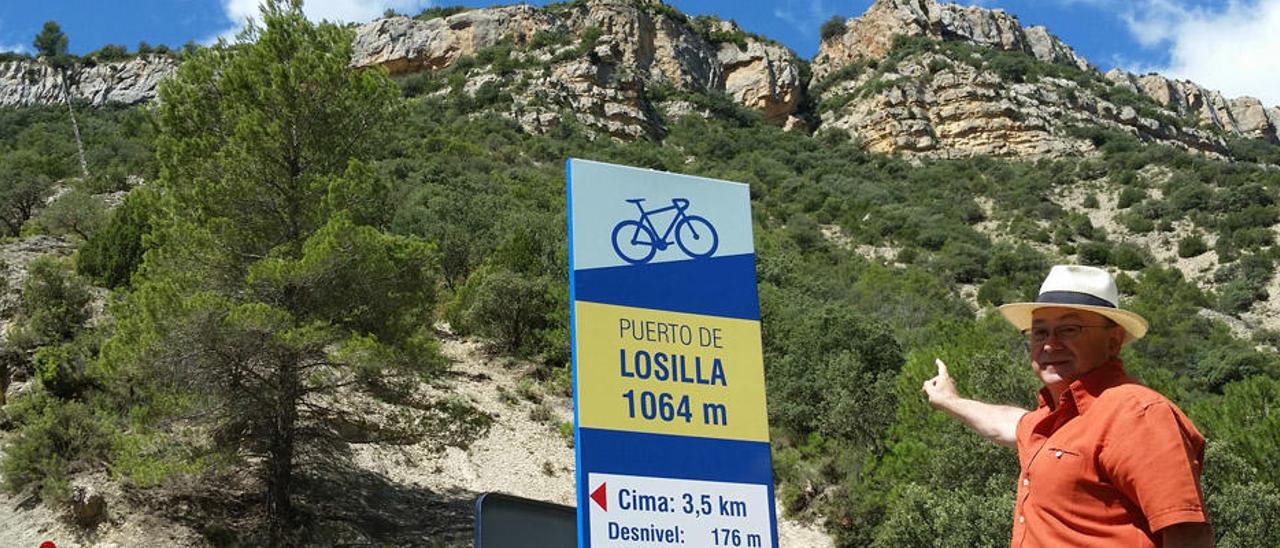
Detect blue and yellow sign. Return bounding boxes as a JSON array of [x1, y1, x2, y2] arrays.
[[568, 159, 777, 548]]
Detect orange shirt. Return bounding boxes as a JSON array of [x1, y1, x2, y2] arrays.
[[1011, 359, 1207, 547]]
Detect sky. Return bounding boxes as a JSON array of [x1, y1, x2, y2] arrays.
[[2, 0, 1278, 107]]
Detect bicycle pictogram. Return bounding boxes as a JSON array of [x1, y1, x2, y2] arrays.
[[611, 198, 719, 265]]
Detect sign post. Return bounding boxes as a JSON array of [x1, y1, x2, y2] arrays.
[[567, 159, 777, 548]]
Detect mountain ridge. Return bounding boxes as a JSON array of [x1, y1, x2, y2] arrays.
[[0, 0, 1276, 155]]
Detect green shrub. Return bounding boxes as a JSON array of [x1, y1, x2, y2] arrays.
[[819, 16, 846, 42], [415, 5, 469, 20], [1, 393, 111, 503], [464, 267, 554, 354], [32, 339, 95, 399], [1177, 234, 1209, 258], [6, 257, 92, 353], [1216, 281, 1261, 314], [1077, 241, 1110, 265], [35, 187, 108, 240], [1108, 242, 1149, 270], [934, 240, 989, 283], [1116, 187, 1145, 209], [1116, 211, 1155, 233], [77, 187, 154, 288]]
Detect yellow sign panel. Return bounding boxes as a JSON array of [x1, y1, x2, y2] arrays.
[[575, 301, 769, 442]]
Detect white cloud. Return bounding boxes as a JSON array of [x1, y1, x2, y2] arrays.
[[1121, 0, 1280, 107], [0, 18, 32, 55], [211, 0, 435, 43], [0, 40, 29, 54], [774, 0, 832, 36]]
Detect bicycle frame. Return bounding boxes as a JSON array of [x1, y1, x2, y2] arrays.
[[630, 199, 689, 246]]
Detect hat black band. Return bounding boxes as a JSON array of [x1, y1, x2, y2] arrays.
[[1036, 291, 1116, 308]]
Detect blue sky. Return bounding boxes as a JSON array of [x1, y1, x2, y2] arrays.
[[3, 0, 1278, 106]]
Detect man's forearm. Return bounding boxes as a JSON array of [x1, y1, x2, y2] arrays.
[[933, 397, 1027, 448]]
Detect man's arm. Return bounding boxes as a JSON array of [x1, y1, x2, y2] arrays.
[[922, 359, 1027, 448], [1162, 522, 1213, 548]]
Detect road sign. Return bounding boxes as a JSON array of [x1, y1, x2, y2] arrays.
[[474, 493, 575, 547], [568, 159, 777, 548]]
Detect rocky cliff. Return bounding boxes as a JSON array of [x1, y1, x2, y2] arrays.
[[1, 0, 1276, 159], [1106, 69, 1280, 143], [0, 55, 176, 108], [812, 0, 1087, 81], [350, 1, 804, 137], [810, 0, 1276, 158]]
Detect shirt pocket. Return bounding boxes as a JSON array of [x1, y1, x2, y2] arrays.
[[1037, 445, 1092, 504], [1045, 445, 1118, 507]]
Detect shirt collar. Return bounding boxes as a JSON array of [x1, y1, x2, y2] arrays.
[[1037, 358, 1133, 415]]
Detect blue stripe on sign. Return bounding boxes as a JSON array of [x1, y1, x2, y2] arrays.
[[576, 427, 774, 485], [573, 253, 760, 321]]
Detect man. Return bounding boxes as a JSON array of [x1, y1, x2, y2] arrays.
[[923, 265, 1213, 547]]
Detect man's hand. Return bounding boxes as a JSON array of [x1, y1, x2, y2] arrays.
[[922, 357, 1026, 448], [923, 358, 959, 409]]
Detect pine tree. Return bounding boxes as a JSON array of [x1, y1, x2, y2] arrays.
[[97, 1, 437, 539]]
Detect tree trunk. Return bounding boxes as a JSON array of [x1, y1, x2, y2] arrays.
[[266, 358, 301, 543], [59, 68, 89, 179]]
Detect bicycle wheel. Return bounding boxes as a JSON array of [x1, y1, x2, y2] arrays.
[[611, 220, 658, 264], [675, 215, 719, 259]]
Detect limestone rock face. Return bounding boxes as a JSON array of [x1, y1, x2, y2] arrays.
[[0, 55, 177, 108], [809, 0, 1279, 157], [1106, 69, 1280, 142], [818, 53, 1225, 159], [351, 0, 805, 137], [351, 7, 557, 75], [813, 0, 1086, 82]]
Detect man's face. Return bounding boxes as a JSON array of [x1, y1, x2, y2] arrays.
[[1028, 307, 1125, 390]]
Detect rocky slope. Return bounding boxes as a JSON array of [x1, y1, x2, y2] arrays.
[[350, 1, 804, 137], [0, 320, 833, 547], [812, 0, 1087, 81], [0, 55, 176, 108], [1106, 69, 1280, 143], [811, 0, 1276, 158], [3, 0, 1276, 158]]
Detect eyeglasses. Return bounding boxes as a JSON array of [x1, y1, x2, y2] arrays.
[[1022, 324, 1113, 344]]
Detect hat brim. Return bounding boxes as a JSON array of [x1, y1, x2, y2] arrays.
[[998, 302, 1148, 345]]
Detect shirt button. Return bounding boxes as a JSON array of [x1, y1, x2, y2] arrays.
[[1019, 515, 1025, 524], [1055, 450, 1063, 458], [1023, 478, 1029, 486]]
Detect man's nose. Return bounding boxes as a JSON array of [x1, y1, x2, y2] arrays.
[[1039, 333, 1064, 351]]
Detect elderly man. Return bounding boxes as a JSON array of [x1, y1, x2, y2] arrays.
[[923, 265, 1213, 547]]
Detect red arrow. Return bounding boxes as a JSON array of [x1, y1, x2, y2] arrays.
[[590, 483, 608, 511]]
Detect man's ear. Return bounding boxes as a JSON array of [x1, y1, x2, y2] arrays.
[[1108, 326, 1125, 355]]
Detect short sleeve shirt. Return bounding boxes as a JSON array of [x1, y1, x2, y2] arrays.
[[1011, 359, 1207, 547]]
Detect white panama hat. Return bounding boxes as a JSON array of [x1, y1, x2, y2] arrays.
[[998, 265, 1148, 344]]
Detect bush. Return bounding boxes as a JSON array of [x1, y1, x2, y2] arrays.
[[1108, 242, 1149, 270], [88, 44, 130, 63], [6, 257, 92, 353], [464, 267, 554, 354], [32, 338, 95, 399], [1116, 211, 1155, 233], [35, 187, 108, 240], [934, 240, 989, 283], [77, 187, 154, 288], [2, 393, 111, 503], [1077, 241, 1110, 265], [1116, 187, 1145, 209], [1177, 234, 1209, 258], [820, 16, 847, 42]]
